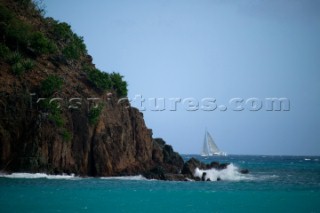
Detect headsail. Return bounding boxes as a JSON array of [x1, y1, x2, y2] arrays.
[[206, 131, 220, 154], [201, 130, 227, 156]]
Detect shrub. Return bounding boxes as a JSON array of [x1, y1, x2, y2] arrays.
[[12, 62, 24, 75], [110, 72, 128, 97], [6, 51, 22, 65], [4, 17, 32, 48], [30, 32, 57, 55], [83, 66, 128, 96], [85, 67, 112, 91], [0, 3, 53, 55], [63, 43, 81, 60], [22, 58, 35, 71], [39, 76, 64, 127], [0, 44, 10, 60], [89, 104, 103, 125], [40, 75, 63, 97], [52, 21, 73, 41], [48, 110, 64, 127], [62, 129, 72, 142], [5, 50, 34, 75], [62, 34, 87, 60], [73, 34, 87, 54], [50, 20, 87, 60], [40, 99, 64, 127]]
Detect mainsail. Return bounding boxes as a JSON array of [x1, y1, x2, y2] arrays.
[[201, 130, 226, 156], [201, 133, 210, 156]]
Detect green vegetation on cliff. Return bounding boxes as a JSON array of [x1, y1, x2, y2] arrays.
[[89, 104, 103, 125], [0, 2, 57, 55], [0, 0, 127, 96], [50, 20, 87, 60], [39, 75, 64, 127], [84, 66, 128, 97], [40, 75, 63, 97], [0, 46, 35, 75]]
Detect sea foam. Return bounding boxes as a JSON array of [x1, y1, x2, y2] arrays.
[[193, 163, 252, 181], [100, 175, 147, 181], [0, 172, 78, 180], [0, 173, 146, 181]]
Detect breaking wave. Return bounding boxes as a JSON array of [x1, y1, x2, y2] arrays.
[[0, 173, 146, 181], [194, 164, 253, 181], [100, 175, 147, 181], [0, 173, 78, 180]]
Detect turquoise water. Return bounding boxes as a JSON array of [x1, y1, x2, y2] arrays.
[[1, 155, 320, 212]]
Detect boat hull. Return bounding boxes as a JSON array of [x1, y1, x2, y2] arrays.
[[201, 152, 227, 157]]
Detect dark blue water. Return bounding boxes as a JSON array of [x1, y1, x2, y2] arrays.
[[1, 155, 319, 212]]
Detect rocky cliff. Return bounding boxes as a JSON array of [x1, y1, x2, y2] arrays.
[[0, 0, 185, 177], [0, 0, 248, 181]]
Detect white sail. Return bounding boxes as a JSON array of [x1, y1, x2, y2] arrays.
[[206, 132, 220, 154], [201, 133, 209, 156], [201, 130, 227, 156]]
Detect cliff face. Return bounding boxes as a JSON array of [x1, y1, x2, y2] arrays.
[[0, 0, 183, 177], [0, 88, 155, 176]]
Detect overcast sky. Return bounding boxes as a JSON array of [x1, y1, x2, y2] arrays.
[[43, 0, 320, 155]]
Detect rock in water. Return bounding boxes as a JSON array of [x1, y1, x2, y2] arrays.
[[181, 158, 206, 177], [181, 158, 249, 181], [240, 169, 249, 174]]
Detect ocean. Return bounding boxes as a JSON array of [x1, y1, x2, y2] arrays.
[[1, 155, 320, 212]]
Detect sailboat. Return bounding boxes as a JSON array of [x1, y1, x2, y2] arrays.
[[201, 130, 227, 156]]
